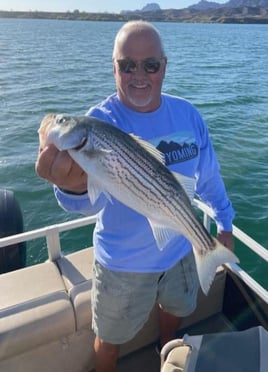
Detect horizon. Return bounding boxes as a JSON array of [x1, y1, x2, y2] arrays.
[[0, 1, 228, 13]]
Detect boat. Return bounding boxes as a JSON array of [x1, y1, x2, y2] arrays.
[[0, 192, 267, 372]]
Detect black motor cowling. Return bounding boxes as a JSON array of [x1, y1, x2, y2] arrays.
[[0, 189, 26, 273]]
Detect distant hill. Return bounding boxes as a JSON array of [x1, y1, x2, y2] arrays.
[[0, 1, 268, 24], [121, 2, 161, 14], [189, 1, 223, 9], [190, 0, 268, 9], [226, 0, 268, 6], [122, 0, 268, 12], [142, 3, 161, 11]]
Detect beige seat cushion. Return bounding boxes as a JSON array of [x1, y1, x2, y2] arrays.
[[57, 248, 94, 330], [0, 262, 75, 360], [161, 339, 193, 372]]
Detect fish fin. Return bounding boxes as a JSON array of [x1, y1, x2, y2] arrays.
[[87, 177, 102, 205], [148, 220, 178, 251], [172, 172, 196, 201], [193, 238, 239, 295], [87, 177, 113, 205], [129, 134, 165, 164]]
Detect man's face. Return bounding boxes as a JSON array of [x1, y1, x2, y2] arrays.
[[113, 30, 166, 113]]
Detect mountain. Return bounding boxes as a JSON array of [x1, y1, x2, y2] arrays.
[[190, 0, 268, 9], [141, 3, 161, 12], [121, 3, 161, 14], [225, 0, 268, 6], [122, 1, 268, 14], [189, 1, 223, 9]]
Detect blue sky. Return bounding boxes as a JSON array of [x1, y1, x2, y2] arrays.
[[0, 1, 227, 13]]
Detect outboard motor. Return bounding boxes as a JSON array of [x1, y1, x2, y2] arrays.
[[0, 189, 26, 273]]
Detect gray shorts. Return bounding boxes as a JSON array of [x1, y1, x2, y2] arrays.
[[91, 251, 199, 344]]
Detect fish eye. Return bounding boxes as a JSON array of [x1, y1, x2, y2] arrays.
[[73, 137, 87, 151], [56, 115, 67, 124]]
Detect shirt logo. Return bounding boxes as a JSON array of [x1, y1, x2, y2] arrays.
[[157, 140, 198, 166], [149, 132, 199, 166]]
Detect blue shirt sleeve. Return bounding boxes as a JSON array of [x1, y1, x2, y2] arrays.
[[195, 121, 234, 231], [54, 186, 107, 216]]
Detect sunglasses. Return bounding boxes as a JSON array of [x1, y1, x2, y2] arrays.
[[116, 58, 164, 74]]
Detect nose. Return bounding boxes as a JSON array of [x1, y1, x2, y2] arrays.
[[132, 62, 147, 76]]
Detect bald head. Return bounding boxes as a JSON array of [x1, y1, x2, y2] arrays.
[[112, 21, 167, 112], [112, 21, 166, 60]]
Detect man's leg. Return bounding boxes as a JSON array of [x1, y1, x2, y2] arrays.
[[157, 252, 199, 348], [92, 260, 160, 370], [94, 336, 120, 372], [159, 307, 182, 347]]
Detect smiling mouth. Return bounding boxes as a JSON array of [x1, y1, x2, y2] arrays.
[[130, 82, 149, 89]]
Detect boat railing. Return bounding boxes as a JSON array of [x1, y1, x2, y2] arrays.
[[194, 199, 268, 303], [0, 214, 97, 261], [0, 199, 267, 302], [193, 199, 268, 262]]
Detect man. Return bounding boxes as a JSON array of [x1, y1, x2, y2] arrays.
[[36, 21, 234, 372]]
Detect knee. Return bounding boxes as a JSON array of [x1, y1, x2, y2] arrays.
[[94, 336, 120, 357]]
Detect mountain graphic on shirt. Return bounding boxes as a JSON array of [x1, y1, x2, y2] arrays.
[[156, 140, 198, 165]]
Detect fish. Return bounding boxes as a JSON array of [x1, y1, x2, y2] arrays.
[[39, 113, 239, 294]]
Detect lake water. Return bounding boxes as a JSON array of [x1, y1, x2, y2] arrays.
[[0, 19, 267, 287]]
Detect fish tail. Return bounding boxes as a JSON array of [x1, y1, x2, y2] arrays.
[[193, 238, 239, 295]]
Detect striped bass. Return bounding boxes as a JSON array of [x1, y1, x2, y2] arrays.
[[39, 113, 239, 294]]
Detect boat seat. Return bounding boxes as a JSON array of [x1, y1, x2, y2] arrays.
[[56, 247, 94, 330], [0, 261, 75, 361], [160, 326, 268, 372]]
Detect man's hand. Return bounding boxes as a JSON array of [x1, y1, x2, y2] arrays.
[[35, 145, 88, 194]]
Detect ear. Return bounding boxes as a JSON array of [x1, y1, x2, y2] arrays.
[[163, 57, 167, 78], [112, 60, 116, 75]]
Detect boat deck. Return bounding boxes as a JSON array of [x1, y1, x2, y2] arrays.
[[117, 312, 235, 372]]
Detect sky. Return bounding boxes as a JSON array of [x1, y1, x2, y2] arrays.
[[0, 1, 227, 13]]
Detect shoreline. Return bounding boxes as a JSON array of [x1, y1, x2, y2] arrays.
[[1, 7, 268, 24]]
